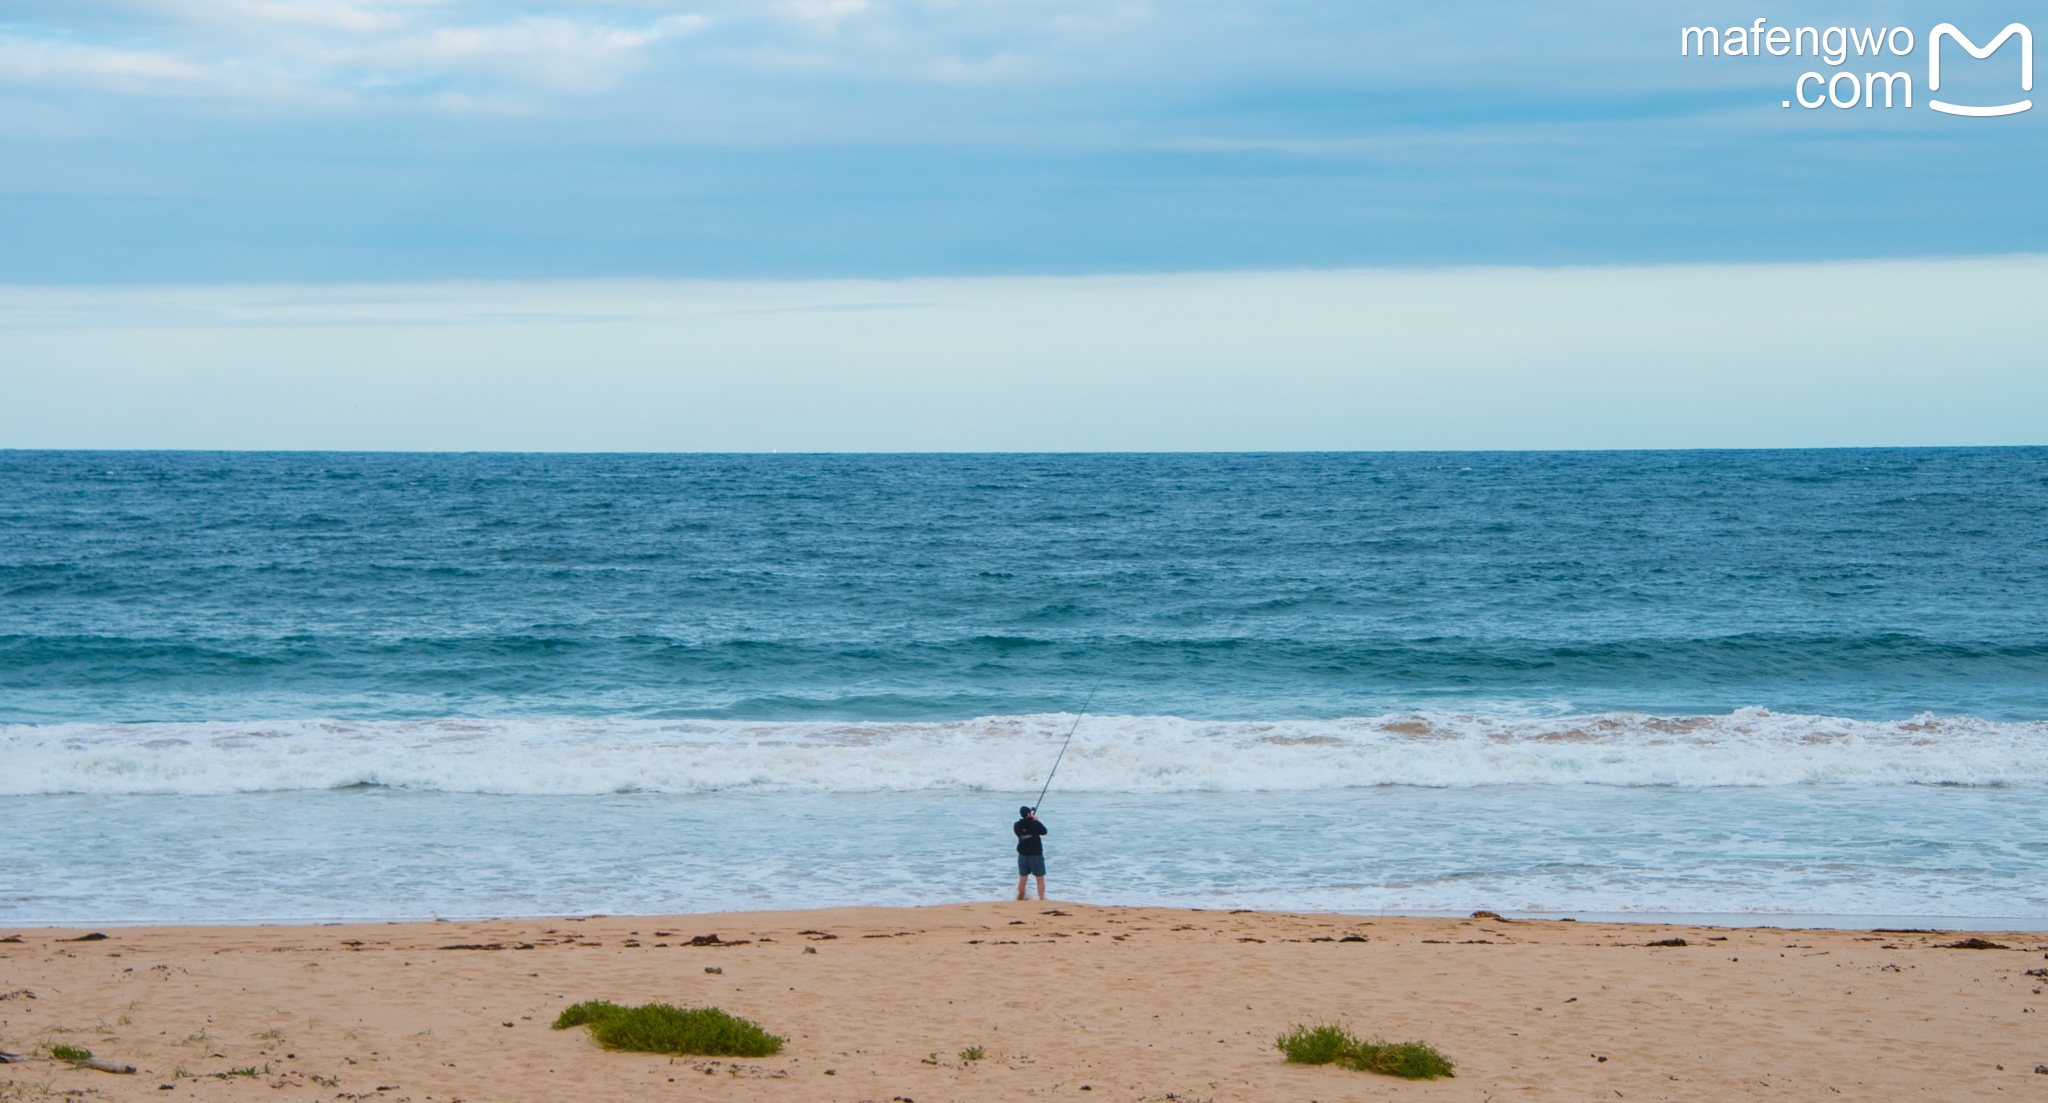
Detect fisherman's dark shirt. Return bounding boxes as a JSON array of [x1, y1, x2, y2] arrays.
[[1014, 818, 1048, 856]]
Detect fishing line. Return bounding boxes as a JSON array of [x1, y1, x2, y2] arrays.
[[1031, 678, 1104, 814]]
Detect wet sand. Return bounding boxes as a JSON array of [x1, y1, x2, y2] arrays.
[[3, 904, 2045, 1101]]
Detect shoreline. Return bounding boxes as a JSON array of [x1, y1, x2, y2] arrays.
[[5, 903, 2046, 1100], [6, 908, 2046, 933]]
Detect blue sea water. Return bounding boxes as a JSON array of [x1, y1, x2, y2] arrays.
[[3, 449, 2047, 924]]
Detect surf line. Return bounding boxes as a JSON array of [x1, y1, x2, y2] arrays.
[[1030, 680, 1104, 814]]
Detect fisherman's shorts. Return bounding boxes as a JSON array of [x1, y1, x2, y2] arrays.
[[1017, 854, 1047, 877]]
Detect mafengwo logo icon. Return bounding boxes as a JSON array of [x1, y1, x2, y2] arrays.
[[1681, 19, 2032, 114]]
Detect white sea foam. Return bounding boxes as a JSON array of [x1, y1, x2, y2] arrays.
[[4, 708, 2046, 796]]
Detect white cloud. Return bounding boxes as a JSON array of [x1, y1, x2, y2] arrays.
[[924, 50, 1030, 82], [777, 0, 868, 34], [0, 3, 711, 102], [0, 37, 209, 92], [228, 1, 407, 33], [325, 13, 708, 92], [0, 0, 1167, 107]]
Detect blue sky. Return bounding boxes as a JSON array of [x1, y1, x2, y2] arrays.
[[2, 3, 2043, 451], [2, 0, 2044, 280]]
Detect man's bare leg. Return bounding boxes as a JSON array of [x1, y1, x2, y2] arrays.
[[1034, 875, 1047, 901], [1016, 875, 1029, 901]]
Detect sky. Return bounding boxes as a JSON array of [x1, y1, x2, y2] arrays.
[[4, 257, 2044, 451], [4, 0, 2045, 279], [1, 1, 2043, 448]]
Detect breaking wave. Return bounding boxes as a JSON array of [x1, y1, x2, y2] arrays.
[[5, 708, 2046, 796]]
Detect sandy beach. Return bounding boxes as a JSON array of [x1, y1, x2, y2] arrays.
[[4, 905, 2045, 1101]]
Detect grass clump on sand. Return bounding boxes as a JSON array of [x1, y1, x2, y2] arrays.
[[48, 1045, 92, 1064], [1276, 1024, 1454, 1080], [552, 1001, 783, 1057]]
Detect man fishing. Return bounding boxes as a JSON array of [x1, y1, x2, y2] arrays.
[[1013, 805, 1048, 901], [1016, 687, 1093, 902]]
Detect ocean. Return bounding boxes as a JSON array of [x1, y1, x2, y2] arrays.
[[3, 449, 2046, 925]]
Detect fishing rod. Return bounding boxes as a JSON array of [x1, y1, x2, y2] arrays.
[[1031, 679, 1104, 814]]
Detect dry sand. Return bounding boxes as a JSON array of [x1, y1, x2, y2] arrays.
[[3, 905, 2046, 1101]]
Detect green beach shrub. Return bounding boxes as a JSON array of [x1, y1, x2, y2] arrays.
[[1275, 1024, 1354, 1066], [1346, 1039, 1456, 1079], [1275, 1023, 1454, 1080], [551, 1000, 783, 1058], [49, 1045, 92, 1064]]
